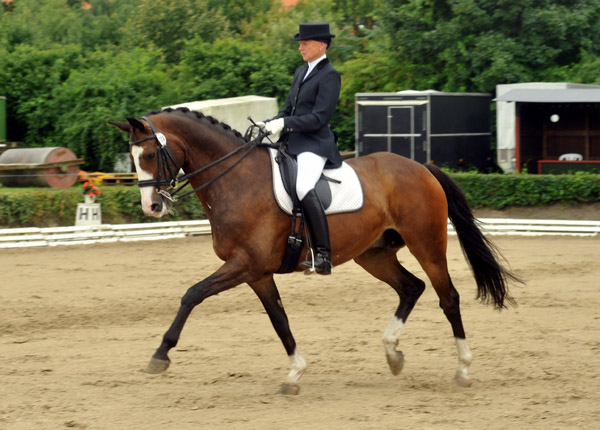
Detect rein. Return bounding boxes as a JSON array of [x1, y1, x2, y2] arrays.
[[130, 115, 267, 202]]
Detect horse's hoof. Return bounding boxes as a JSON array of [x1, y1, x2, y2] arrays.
[[454, 374, 472, 387], [279, 383, 301, 395], [385, 350, 405, 375], [146, 357, 170, 374]]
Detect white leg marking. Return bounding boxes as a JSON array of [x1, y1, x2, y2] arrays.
[[454, 337, 472, 386], [285, 349, 307, 385], [131, 146, 165, 217], [382, 316, 405, 375]]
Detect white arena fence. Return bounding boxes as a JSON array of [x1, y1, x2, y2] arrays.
[[0, 218, 598, 249], [452, 218, 600, 237], [0, 220, 211, 249]]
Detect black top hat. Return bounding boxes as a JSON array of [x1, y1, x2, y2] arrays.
[[293, 22, 336, 41]]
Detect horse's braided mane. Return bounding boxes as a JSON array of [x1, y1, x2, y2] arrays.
[[147, 106, 249, 142]]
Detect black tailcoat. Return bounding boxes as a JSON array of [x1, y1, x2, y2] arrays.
[[272, 58, 343, 167]]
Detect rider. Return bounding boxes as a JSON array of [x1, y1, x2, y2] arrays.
[[258, 22, 343, 275]]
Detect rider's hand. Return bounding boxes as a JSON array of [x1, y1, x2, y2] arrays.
[[264, 118, 284, 135], [255, 121, 266, 130]]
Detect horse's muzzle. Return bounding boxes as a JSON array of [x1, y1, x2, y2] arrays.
[[141, 189, 172, 218]]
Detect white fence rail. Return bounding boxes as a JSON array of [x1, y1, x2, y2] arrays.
[[0, 218, 598, 249], [0, 220, 211, 249], [452, 218, 600, 237]]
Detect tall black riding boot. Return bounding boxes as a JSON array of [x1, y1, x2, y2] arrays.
[[299, 189, 332, 275]]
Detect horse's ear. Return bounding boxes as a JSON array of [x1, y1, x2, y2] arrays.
[[126, 117, 146, 132], [108, 120, 131, 133]]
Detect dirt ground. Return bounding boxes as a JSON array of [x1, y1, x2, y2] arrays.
[[1, 232, 599, 430]]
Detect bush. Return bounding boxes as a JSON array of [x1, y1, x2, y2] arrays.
[[0, 172, 599, 228], [0, 185, 206, 228], [452, 171, 600, 209]]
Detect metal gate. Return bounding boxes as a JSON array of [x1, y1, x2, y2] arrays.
[[357, 100, 428, 162]]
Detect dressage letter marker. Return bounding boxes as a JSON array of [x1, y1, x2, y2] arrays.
[[75, 202, 102, 226]]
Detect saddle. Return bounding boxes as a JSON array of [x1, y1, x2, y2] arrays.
[[273, 146, 340, 274], [275, 149, 340, 211]]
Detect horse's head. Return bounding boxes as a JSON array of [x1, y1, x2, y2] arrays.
[[109, 115, 185, 218]]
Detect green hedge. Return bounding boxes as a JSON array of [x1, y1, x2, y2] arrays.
[[452, 171, 600, 209], [1, 173, 599, 228], [0, 185, 206, 228]]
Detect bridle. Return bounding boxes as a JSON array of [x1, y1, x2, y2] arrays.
[[129, 116, 178, 191], [129, 115, 268, 202]]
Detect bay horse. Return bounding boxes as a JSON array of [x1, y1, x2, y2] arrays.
[[110, 107, 518, 394]]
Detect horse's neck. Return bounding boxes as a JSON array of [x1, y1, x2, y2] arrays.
[[182, 124, 245, 173], [181, 123, 264, 201]]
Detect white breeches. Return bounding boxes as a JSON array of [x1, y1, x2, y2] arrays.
[[296, 151, 327, 201]]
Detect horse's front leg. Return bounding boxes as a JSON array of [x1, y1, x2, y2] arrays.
[[248, 275, 306, 395], [146, 261, 246, 374]]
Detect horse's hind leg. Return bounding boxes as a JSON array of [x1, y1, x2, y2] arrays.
[[354, 248, 425, 375], [248, 275, 305, 395], [433, 271, 472, 386], [411, 243, 473, 387]]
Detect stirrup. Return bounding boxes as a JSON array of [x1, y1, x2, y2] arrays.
[[300, 248, 316, 275], [300, 249, 332, 275], [302, 251, 317, 275]]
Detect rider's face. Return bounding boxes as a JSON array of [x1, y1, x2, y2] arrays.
[[299, 40, 326, 63]]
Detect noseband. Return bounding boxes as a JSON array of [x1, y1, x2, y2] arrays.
[[129, 115, 266, 202]]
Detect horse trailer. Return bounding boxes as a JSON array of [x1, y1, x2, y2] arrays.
[[355, 91, 492, 170]]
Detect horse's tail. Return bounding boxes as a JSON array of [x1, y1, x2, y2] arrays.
[[424, 164, 520, 309]]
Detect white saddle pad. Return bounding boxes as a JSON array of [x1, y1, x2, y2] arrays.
[[268, 147, 364, 215]]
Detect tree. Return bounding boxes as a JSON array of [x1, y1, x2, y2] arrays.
[[206, 0, 275, 33], [0, 43, 84, 142], [3, 0, 600, 169], [122, 0, 230, 64], [175, 37, 293, 111], [564, 50, 600, 85], [333, 0, 379, 34], [377, 0, 600, 93], [0, 0, 86, 48], [47, 48, 178, 171]]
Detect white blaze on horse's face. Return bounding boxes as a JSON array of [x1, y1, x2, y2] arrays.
[[131, 145, 168, 217]]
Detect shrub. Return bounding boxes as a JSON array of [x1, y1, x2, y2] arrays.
[[452, 171, 600, 209], [0, 172, 599, 228], [0, 185, 206, 228]]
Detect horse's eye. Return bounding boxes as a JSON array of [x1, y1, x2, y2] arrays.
[[145, 152, 156, 162]]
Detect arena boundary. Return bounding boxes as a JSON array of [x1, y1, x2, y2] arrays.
[[0, 220, 211, 249], [0, 218, 598, 249], [452, 218, 600, 237]]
